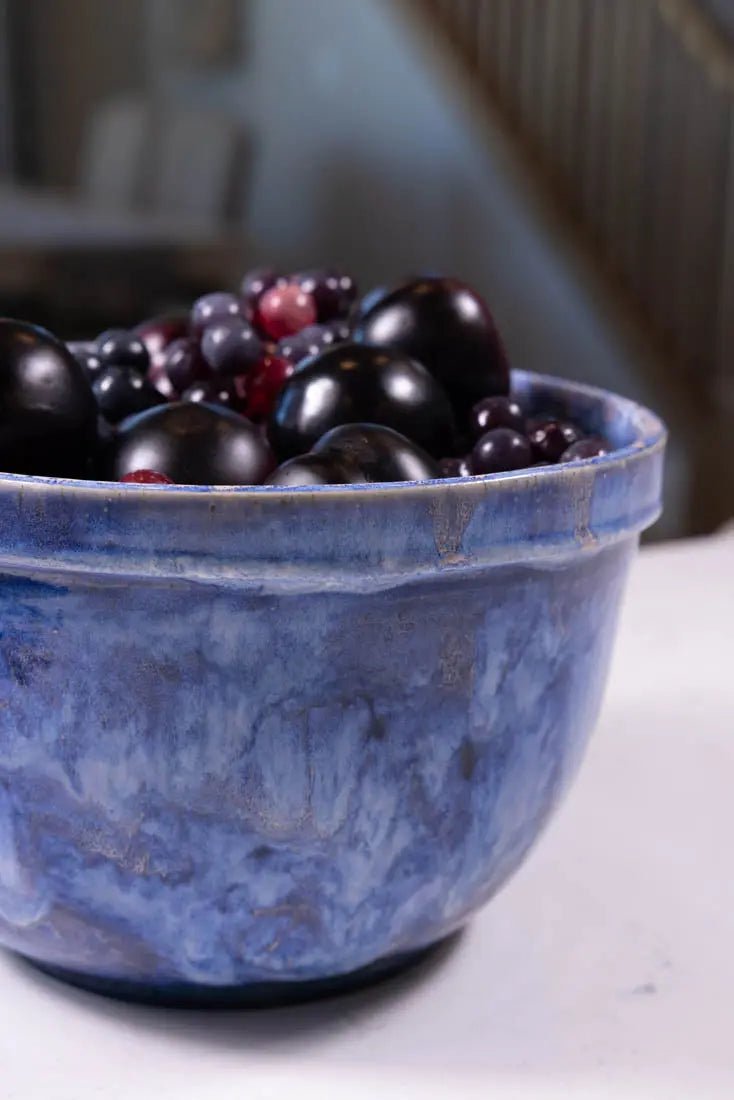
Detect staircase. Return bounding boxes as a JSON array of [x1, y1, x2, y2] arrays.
[[413, 0, 734, 532]]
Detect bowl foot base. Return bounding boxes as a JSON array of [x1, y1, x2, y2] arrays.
[[22, 935, 458, 1009]]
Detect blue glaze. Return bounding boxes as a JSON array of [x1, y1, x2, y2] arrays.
[[0, 371, 665, 1000]]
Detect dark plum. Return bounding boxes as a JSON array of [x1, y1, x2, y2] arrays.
[[0, 320, 97, 477], [472, 427, 533, 475], [269, 342, 456, 461], [529, 419, 584, 464], [313, 423, 440, 483], [354, 277, 510, 411], [266, 453, 362, 487], [93, 366, 167, 424], [112, 402, 275, 486], [96, 329, 150, 373], [353, 284, 391, 321], [182, 375, 249, 415], [559, 437, 609, 463], [470, 395, 525, 439]]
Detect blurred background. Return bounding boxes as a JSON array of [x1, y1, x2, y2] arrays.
[[0, 0, 732, 538]]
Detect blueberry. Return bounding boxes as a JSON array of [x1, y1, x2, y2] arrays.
[[93, 366, 167, 424], [354, 277, 510, 412], [0, 320, 97, 477], [313, 423, 440, 483], [472, 427, 533, 475], [529, 419, 584, 464], [96, 329, 150, 373], [269, 342, 455, 460], [113, 402, 275, 486]]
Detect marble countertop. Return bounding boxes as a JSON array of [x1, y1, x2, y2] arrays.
[[1, 530, 732, 1100]]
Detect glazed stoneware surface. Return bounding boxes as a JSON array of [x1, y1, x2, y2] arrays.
[[0, 372, 665, 1003]]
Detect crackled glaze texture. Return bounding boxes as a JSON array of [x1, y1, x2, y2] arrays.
[[0, 372, 665, 1003]]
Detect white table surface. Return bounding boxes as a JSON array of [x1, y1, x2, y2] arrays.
[[2, 530, 733, 1100]]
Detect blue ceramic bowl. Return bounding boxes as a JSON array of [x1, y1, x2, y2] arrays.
[[0, 371, 665, 1005]]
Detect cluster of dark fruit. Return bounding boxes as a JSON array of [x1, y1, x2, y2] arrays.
[[0, 272, 608, 486]]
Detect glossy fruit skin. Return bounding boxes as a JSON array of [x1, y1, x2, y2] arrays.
[[162, 338, 208, 395], [97, 329, 150, 374], [439, 455, 473, 478], [266, 453, 362, 487], [68, 342, 104, 382], [269, 342, 456, 461], [529, 420, 584, 464], [0, 319, 97, 477], [246, 355, 294, 423], [134, 313, 189, 367], [470, 395, 525, 439], [313, 423, 440, 483], [472, 427, 533, 475], [559, 437, 609, 463], [201, 320, 263, 377], [112, 402, 275, 486], [277, 323, 343, 365], [191, 293, 246, 336], [120, 469, 173, 485], [240, 267, 280, 319], [182, 376, 249, 415], [295, 270, 357, 321], [353, 285, 390, 322], [354, 277, 510, 410], [93, 366, 168, 425], [255, 283, 318, 340]]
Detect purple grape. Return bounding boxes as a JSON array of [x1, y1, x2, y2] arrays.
[[559, 437, 609, 462], [528, 419, 584, 464], [295, 270, 358, 321], [201, 320, 264, 377], [470, 396, 525, 439], [472, 428, 533, 474], [191, 292, 246, 336]]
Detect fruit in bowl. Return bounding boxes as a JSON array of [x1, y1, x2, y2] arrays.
[[0, 269, 665, 1006]]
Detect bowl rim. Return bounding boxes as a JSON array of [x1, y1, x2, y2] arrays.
[[0, 369, 667, 501]]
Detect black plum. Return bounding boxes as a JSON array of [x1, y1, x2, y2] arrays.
[[112, 402, 275, 486], [0, 320, 97, 477], [266, 453, 362, 487], [354, 277, 510, 411], [472, 427, 533, 475], [269, 342, 455, 460], [97, 329, 150, 373], [93, 366, 167, 424], [313, 424, 440, 483]]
